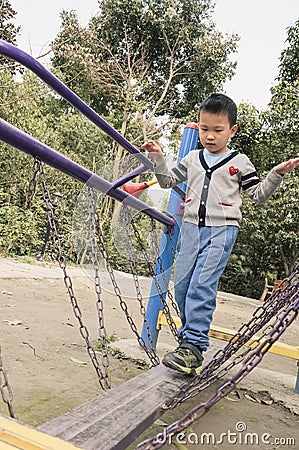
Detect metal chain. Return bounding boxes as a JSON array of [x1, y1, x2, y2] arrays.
[[165, 266, 299, 408], [150, 221, 180, 318], [92, 203, 160, 367], [87, 187, 111, 387], [128, 214, 179, 342], [0, 348, 17, 419], [38, 161, 110, 391], [25, 157, 41, 208], [136, 266, 299, 449], [148, 220, 180, 342], [167, 231, 181, 317], [121, 206, 160, 366], [0, 158, 43, 418]]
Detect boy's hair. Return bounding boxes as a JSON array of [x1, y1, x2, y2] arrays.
[[198, 93, 237, 127]]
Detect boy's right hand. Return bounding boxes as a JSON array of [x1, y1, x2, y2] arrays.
[[142, 140, 164, 164], [142, 140, 162, 153]]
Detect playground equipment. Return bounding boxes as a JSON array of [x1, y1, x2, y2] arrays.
[[123, 178, 158, 197], [0, 40, 298, 450]]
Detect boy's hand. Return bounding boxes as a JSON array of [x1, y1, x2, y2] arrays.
[[274, 157, 299, 175], [142, 140, 162, 153], [142, 140, 164, 164]]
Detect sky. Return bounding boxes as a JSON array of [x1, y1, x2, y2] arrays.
[[9, 0, 299, 109]]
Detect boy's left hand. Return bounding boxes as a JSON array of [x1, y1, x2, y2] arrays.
[[274, 157, 299, 175]]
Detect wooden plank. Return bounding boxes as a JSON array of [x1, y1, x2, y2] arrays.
[[38, 344, 223, 450], [0, 415, 81, 450], [37, 365, 188, 450]]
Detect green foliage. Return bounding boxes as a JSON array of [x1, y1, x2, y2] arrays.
[[220, 174, 298, 298], [96, 332, 117, 349], [264, 80, 299, 164], [96, 332, 149, 367], [0, 195, 44, 255], [278, 19, 299, 83], [0, 0, 20, 42], [220, 23, 299, 298], [0, 0, 22, 74], [232, 103, 265, 169], [51, 0, 238, 140], [0, 2, 298, 301]]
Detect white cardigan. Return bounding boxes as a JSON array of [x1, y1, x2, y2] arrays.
[[155, 149, 283, 227]]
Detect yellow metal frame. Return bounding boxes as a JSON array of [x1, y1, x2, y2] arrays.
[[0, 415, 81, 450], [157, 311, 299, 359]]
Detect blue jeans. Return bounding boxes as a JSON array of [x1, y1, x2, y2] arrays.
[[174, 222, 238, 352]]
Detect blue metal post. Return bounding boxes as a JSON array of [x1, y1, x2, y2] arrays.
[[141, 123, 199, 350]]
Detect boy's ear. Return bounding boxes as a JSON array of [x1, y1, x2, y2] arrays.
[[230, 124, 238, 137]]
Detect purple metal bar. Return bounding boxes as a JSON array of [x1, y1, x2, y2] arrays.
[[0, 39, 152, 168], [0, 118, 175, 228], [112, 165, 148, 189], [0, 39, 185, 198]]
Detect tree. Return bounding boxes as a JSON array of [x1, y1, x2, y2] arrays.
[[220, 172, 298, 299], [0, 61, 107, 255], [51, 0, 239, 158], [261, 20, 299, 164], [220, 20, 299, 298], [0, 0, 22, 73], [232, 102, 265, 169], [278, 19, 299, 84]]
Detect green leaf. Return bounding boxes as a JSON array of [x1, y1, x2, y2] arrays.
[[154, 419, 168, 427]]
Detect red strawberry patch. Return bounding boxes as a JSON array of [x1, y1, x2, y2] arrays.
[[229, 166, 239, 176]]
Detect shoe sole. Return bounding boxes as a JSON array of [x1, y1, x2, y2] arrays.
[[162, 357, 202, 375]]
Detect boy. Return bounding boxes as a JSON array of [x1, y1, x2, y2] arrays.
[[142, 93, 299, 376]]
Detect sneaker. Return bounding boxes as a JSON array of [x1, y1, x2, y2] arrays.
[[162, 342, 203, 375]]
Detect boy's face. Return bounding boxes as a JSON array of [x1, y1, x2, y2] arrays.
[[198, 111, 238, 154]]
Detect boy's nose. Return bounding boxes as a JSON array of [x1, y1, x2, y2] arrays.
[[207, 133, 214, 140]]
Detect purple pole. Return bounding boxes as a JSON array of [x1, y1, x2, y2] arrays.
[[0, 118, 175, 228], [0, 39, 185, 198], [0, 39, 152, 170], [112, 165, 148, 189]]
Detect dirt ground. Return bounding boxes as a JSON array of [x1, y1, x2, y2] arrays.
[[0, 256, 298, 449]]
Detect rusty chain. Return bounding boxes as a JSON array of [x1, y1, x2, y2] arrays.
[[165, 266, 299, 407], [25, 157, 41, 209], [88, 193, 160, 367], [87, 187, 111, 387], [127, 211, 180, 343], [136, 265, 299, 449], [37, 161, 110, 391], [121, 205, 160, 366], [0, 348, 17, 419]]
